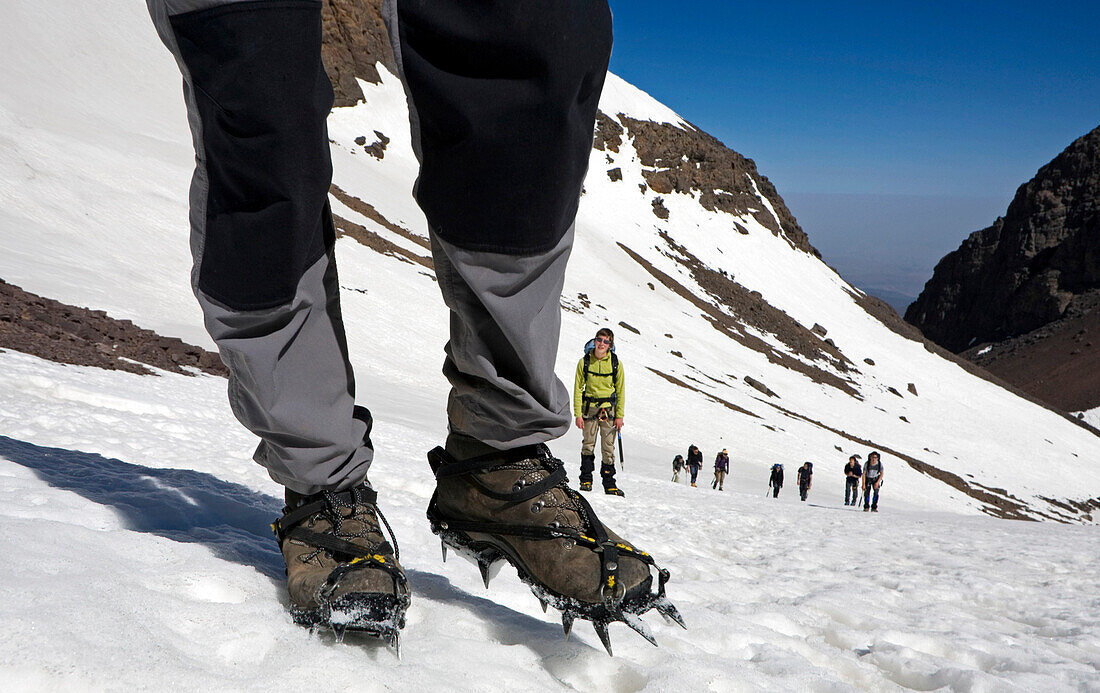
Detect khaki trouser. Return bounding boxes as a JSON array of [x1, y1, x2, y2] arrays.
[[581, 403, 617, 466], [713, 470, 727, 489]]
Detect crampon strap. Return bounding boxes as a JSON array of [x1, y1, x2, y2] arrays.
[[272, 485, 406, 590], [427, 445, 662, 603]]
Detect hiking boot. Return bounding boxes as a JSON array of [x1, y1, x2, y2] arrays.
[[871, 505, 878, 512], [426, 444, 684, 654], [579, 480, 593, 492], [863, 505, 870, 512], [273, 483, 409, 646], [604, 486, 625, 497]]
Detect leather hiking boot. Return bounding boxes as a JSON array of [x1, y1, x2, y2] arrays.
[[426, 444, 684, 655], [273, 483, 409, 645]]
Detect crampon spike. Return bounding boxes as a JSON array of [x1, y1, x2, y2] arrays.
[[621, 612, 658, 647], [654, 598, 687, 630], [441, 541, 448, 563], [562, 612, 575, 638], [390, 634, 401, 658], [331, 623, 347, 643], [477, 558, 503, 589], [593, 621, 613, 656], [539, 597, 548, 613]]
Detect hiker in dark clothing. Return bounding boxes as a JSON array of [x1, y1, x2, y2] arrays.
[[863, 451, 885, 512], [686, 445, 703, 487], [768, 463, 783, 498], [712, 449, 730, 490], [844, 454, 862, 506], [672, 454, 685, 483], [797, 462, 813, 501]]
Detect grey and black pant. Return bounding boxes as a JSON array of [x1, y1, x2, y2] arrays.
[[147, 0, 612, 494]]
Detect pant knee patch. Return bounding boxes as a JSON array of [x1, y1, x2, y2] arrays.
[[171, 1, 333, 309], [395, 0, 612, 254]]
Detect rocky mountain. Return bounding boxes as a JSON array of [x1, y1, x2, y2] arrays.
[[905, 125, 1100, 410]]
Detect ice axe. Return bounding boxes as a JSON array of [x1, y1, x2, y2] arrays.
[[617, 430, 625, 469]]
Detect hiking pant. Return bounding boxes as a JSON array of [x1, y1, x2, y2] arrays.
[[799, 482, 809, 501], [864, 483, 881, 509], [771, 484, 780, 498], [713, 470, 726, 489], [672, 468, 681, 483], [845, 477, 859, 505], [689, 466, 700, 485], [581, 404, 617, 465], [146, 0, 612, 494]]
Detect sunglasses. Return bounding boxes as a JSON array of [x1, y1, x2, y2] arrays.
[[594, 337, 611, 345]]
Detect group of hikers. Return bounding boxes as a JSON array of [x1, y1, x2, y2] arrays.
[[670, 446, 729, 489], [573, 330, 889, 513], [765, 452, 885, 511]]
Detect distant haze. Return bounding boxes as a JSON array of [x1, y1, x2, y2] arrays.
[[783, 192, 1009, 302]]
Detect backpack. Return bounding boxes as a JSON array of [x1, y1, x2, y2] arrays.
[[673, 455, 684, 471]]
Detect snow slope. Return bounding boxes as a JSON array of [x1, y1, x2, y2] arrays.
[[2, 1, 1100, 689]]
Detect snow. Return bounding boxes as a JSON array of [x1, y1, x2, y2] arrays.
[[2, 0, 1100, 688], [2, 350, 1099, 691], [598, 73, 690, 129]]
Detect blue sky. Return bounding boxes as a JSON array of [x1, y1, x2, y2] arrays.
[[606, 1, 1100, 301]]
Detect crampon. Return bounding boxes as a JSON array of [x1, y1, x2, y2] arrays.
[[426, 445, 685, 655], [273, 485, 410, 651]]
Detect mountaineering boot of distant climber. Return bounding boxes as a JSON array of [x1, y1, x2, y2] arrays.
[[574, 328, 627, 497], [145, 0, 681, 653]]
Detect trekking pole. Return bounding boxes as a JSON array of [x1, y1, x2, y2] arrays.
[[617, 430, 625, 469]]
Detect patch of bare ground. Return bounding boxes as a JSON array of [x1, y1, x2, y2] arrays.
[[616, 239, 859, 398], [330, 184, 431, 252], [962, 291, 1100, 412], [332, 214, 432, 270], [0, 279, 225, 377], [851, 288, 1100, 438], [646, 367, 760, 419]]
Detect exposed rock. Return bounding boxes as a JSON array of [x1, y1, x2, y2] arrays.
[[744, 375, 777, 398], [651, 197, 670, 220], [618, 321, 640, 334], [607, 167, 622, 182], [811, 323, 827, 337], [592, 112, 624, 153], [0, 279, 225, 377], [907, 382, 918, 396], [864, 358, 875, 366], [320, 0, 396, 107], [613, 115, 818, 257], [907, 125, 1100, 352]]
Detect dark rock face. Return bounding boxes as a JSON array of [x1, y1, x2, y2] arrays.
[[906, 125, 1100, 352], [320, 0, 395, 107]]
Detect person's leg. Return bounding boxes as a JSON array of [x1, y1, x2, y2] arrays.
[[147, 0, 406, 639], [387, 0, 681, 646], [579, 407, 598, 488], [871, 486, 880, 510], [598, 416, 620, 494]]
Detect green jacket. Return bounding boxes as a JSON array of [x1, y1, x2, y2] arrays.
[[573, 352, 625, 418]]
